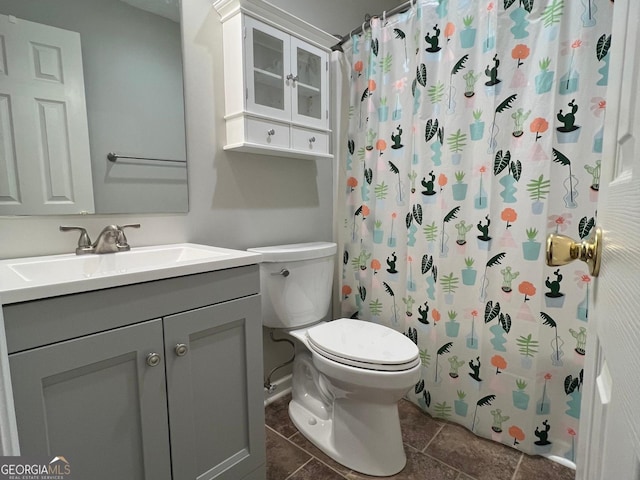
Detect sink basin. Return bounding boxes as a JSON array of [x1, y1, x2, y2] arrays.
[[0, 243, 262, 304]]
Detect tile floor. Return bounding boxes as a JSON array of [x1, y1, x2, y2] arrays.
[[265, 394, 576, 480]]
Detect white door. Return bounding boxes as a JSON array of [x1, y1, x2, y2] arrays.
[[0, 14, 94, 215], [575, 0, 640, 478]]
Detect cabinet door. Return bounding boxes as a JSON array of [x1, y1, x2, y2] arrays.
[[244, 17, 291, 122], [164, 296, 265, 480], [290, 37, 328, 130], [9, 320, 171, 480]]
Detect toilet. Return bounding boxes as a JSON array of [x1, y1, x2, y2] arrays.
[[248, 242, 421, 477]]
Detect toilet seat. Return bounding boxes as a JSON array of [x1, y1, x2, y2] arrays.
[[306, 318, 420, 372]]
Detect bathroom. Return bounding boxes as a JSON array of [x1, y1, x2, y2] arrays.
[[0, 0, 638, 478]]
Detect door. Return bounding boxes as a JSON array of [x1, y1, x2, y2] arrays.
[[9, 320, 172, 480], [0, 14, 94, 215], [243, 16, 291, 122], [290, 37, 328, 130], [575, 0, 640, 478], [163, 296, 265, 480]]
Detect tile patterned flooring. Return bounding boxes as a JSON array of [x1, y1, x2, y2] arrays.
[[265, 394, 576, 480]]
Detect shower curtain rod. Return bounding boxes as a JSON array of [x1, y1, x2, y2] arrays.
[[332, 0, 415, 51]]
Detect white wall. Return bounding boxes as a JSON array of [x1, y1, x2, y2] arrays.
[[0, 0, 403, 382]]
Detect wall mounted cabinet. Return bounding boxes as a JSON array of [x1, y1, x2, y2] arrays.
[[214, 0, 336, 159], [4, 266, 265, 480]]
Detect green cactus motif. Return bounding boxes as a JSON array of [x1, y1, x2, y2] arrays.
[[557, 99, 579, 132], [490, 409, 510, 433], [463, 70, 480, 97], [484, 54, 501, 86], [511, 108, 531, 137], [545, 269, 563, 297], [448, 355, 465, 378], [585, 160, 601, 191], [454, 220, 473, 245], [500, 266, 520, 293], [425, 24, 442, 53], [569, 327, 587, 355], [402, 295, 416, 316]]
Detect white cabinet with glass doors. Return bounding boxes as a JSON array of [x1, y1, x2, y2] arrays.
[[214, 0, 336, 159]]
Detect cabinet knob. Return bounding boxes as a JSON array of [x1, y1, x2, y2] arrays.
[[267, 129, 276, 136], [175, 343, 189, 357], [146, 353, 162, 367], [309, 136, 316, 143]]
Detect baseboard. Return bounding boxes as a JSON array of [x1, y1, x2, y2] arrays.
[[264, 374, 292, 406], [544, 455, 576, 470]]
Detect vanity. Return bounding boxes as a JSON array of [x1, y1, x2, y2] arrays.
[[0, 244, 265, 480]]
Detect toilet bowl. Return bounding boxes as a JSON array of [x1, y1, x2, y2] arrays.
[[248, 242, 420, 476]]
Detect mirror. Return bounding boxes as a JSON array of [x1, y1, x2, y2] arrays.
[[0, 0, 188, 215]]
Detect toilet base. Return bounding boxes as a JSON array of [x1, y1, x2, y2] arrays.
[[289, 397, 407, 477]]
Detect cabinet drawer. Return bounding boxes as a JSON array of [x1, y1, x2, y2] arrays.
[[246, 117, 290, 148], [291, 127, 329, 155]]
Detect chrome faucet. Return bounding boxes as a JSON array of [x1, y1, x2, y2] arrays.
[[60, 224, 140, 255]]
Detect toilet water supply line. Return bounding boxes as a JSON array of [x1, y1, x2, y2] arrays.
[[264, 330, 295, 393]]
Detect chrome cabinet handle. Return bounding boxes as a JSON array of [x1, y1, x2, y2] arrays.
[[309, 136, 316, 143], [286, 73, 299, 84], [175, 344, 188, 357], [270, 268, 290, 277], [146, 353, 162, 367], [267, 129, 276, 136]]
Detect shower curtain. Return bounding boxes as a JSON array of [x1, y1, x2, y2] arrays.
[[338, 0, 612, 460]]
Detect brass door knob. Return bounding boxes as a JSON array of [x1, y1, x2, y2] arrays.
[[546, 227, 602, 277]]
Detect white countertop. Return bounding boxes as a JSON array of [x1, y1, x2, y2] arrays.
[[0, 243, 262, 304]]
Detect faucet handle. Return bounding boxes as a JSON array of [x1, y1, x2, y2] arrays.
[[116, 224, 140, 251], [60, 226, 94, 255]]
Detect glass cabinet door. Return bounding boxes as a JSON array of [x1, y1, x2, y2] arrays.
[[244, 17, 290, 121], [290, 37, 328, 130]]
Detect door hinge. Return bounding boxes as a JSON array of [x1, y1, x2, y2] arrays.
[[246, 88, 249, 100]]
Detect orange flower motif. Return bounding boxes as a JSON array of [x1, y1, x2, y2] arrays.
[[571, 39, 583, 49], [438, 173, 448, 188], [487, 2, 494, 11], [471, 310, 479, 317], [530, 117, 549, 134], [354, 60, 363, 73], [479, 165, 487, 174], [391, 212, 397, 219], [501, 207, 518, 225], [375, 139, 387, 153], [368, 79, 377, 92], [361, 205, 370, 217], [432, 309, 441, 322], [341, 285, 352, 297], [568, 428, 577, 436], [444, 22, 455, 39], [544, 373, 552, 380], [370, 259, 381, 271], [511, 44, 531, 60], [346, 177, 358, 189]]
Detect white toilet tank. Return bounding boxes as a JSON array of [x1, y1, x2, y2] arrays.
[[248, 242, 337, 329]]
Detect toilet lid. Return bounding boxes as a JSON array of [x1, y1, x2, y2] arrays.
[[306, 318, 420, 371]]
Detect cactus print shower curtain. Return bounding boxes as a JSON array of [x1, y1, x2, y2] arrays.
[[339, 0, 612, 460]]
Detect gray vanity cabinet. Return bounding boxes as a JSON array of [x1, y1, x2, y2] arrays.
[[9, 319, 173, 480], [4, 266, 266, 480]]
